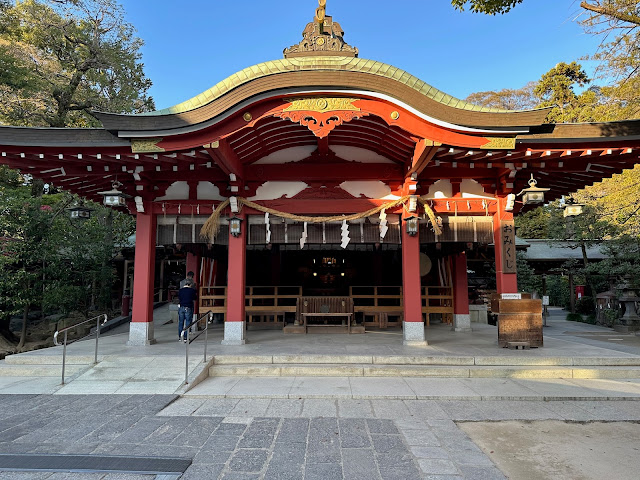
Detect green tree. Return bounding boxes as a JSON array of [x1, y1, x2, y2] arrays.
[[0, 0, 154, 127], [534, 62, 591, 123], [452, 1, 640, 24], [454, 1, 640, 119], [0, 185, 134, 351], [573, 165, 640, 236], [451, 0, 523, 14], [515, 204, 553, 239], [464, 82, 537, 111], [0, 0, 144, 352]]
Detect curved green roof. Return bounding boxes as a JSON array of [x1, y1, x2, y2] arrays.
[[142, 56, 510, 117]]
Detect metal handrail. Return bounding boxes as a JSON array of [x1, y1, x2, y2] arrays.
[[181, 311, 213, 385], [53, 313, 108, 385]]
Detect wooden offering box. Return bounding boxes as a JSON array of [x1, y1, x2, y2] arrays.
[[496, 299, 543, 348]]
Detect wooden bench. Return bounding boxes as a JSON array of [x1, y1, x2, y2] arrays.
[[298, 296, 354, 334]]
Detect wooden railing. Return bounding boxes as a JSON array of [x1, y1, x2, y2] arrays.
[[200, 286, 227, 315], [422, 286, 454, 325], [199, 286, 302, 326], [200, 285, 455, 328], [245, 286, 301, 327], [349, 286, 403, 329]]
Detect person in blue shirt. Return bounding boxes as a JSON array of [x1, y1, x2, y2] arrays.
[[177, 280, 198, 342]]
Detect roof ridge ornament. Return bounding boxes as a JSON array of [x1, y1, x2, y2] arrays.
[[315, 0, 326, 28], [284, 0, 358, 59]]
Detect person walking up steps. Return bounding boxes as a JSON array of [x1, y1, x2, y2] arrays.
[[178, 280, 197, 343]]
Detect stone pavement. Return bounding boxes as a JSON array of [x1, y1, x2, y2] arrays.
[[0, 307, 639, 478], [2, 394, 640, 479]]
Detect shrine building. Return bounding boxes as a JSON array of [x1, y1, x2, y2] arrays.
[[1, 4, 640, 347]]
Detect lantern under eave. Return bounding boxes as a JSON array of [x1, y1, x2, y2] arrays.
[[563, 203, 584, 217], [67, 205, 93, 220], [405, 216, 419, 236], [98, 182, 131, 208], [229, 216, 243, 237], [518, 175, 550, 206]]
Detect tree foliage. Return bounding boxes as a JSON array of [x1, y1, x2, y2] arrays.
[[534, 62, 590, 123], [0, 0, 145, 352], [0, 180, 135, 351], [0, 0, 154, 127], [464, 82, 537, 111], [454, 1, 640, 119], [451, 0, 523, 15]]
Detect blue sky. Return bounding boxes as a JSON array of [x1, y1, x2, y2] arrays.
[[119, 1, 601, 110]]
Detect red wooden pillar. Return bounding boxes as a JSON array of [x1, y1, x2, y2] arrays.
[[222, 214, 246, 345], [128, 207, 157, 345], [493, 196, 518, 294], [452, 251, 472, 332], [401, 217, 427, 345]]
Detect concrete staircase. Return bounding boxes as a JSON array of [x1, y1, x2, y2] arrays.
[[208, 354, 640, 379], [0, 354, 93, 378]]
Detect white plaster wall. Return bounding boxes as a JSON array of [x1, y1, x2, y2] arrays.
[[426, 179, 453, 199], [156, 181, 189, 200], [197, 181, 226, 200], [340, 181, 392, 199], [253, 146, 316, 164], [249, 181, 308, 201], [461, 179, 494, 199], [423, 179, 494, 199], [330, 146, 394, 163]]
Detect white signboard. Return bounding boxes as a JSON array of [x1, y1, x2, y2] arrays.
[[501, 293, 522, 300], [542, 296, 550, 306]]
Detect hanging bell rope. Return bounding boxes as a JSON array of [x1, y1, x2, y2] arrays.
[[199, 195, 442, 242]]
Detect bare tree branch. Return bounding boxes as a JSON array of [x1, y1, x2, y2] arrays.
[[580, 1, 640, 26]]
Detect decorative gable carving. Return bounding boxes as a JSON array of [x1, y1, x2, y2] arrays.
[[284, 9, 358, 59], [291, 185, 359, 200]]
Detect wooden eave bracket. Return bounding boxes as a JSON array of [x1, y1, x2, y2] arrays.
[[407, 139, 440, 178], [204, 140, 245, 181]]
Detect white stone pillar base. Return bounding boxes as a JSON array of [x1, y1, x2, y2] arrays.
[[127, 322, 156, 346], [221, 321, 246, 345], [453, 314, 472, 332], [403, 321, 427, 346]]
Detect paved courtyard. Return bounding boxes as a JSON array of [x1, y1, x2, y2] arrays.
[[1, 307, 640, 478], [1, 394, 640, 479]]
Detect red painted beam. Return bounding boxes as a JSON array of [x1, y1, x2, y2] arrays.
[[407, 140, 439, 178], [205, 139, 244, 180]]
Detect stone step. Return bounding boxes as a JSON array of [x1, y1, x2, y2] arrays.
[[4, 354, 96, 365], [0, 363, 86, 377], [210, 354, 640, 367], [209, 363, 640, 379]]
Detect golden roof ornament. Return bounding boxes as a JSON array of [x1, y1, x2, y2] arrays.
[[315, 0, 326, 28], [284, 0, 358, 59]]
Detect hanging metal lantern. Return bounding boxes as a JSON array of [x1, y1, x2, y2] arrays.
[[518, 174, 550, 205], [98, 181, 131, 207], [67, 204, 93, 220], [229, 216, 243, 237], [405, 215, 419, 236], [563, 199, 584, 217]]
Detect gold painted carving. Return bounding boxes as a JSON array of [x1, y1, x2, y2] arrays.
[[424, 139, 443, 147], [243, 112, 253, 122], [315, 0, 326, 26], [283, 98, 360, 113], [481, 137, 516, 150], [390, 111, 400, 120], [284, 5, 358, 59], [277, 110, 368, 138], [131, 138, 165, 153]]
